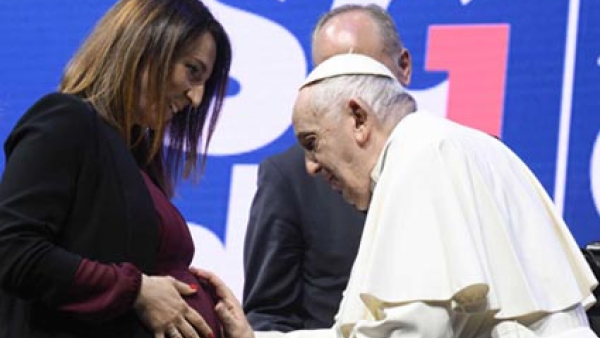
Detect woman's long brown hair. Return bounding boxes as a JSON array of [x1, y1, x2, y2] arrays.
[[60, 0, 231, 196]]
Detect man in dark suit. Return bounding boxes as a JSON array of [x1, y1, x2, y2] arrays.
[[242, 4, 412, 331]]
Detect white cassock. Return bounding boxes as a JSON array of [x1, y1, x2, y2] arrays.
[[255, 112, 598, 338]]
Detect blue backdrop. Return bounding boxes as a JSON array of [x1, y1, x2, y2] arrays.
[[0, 0, 598, 296]]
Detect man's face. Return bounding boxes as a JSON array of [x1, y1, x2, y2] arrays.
[[312, 11, 411, 86], [292, 88, 373, 211]]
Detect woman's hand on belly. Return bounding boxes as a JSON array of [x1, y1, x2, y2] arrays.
[[134, 274, 214, 338]]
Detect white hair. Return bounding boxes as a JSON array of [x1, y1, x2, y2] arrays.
[[307, 74, 416, 127]]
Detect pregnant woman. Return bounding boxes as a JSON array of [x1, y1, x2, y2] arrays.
[[0, 0, 231, 337]]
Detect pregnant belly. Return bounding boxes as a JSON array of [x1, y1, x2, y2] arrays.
[[167, 269, 223, 338]]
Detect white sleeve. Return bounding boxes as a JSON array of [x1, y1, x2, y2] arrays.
[[351, 302, 453, 338], [255, 328, 335, 338]]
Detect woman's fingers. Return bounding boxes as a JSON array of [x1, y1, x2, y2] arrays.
[[184, 305, 213, 338], [166, 326, 183, 338], [135, 275, 210, 337], [171, 277, 198, 297], [175, 318, 200, 338]]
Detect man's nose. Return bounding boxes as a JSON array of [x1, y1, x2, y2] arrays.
[[305, 156, 321, 176], [187, 85, 205, 108]]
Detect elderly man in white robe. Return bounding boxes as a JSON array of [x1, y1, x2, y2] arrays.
[[196, 54, 599, 338]]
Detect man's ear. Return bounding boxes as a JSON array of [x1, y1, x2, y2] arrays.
[[397, 48, 412, 86], [348, 98, 370, 145]]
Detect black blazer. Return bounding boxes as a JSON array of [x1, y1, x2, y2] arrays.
[[242, 144, 366, 331], [0, 93, 159, 338]]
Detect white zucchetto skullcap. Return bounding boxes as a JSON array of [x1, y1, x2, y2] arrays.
[[300, 53, 397, 90]]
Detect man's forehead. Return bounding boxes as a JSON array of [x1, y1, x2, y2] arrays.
[[321, 12, 378, 42], [292, 87, 311, 117], [293, 91, 320, 131], [292, 105, 315, 130], [315, 13, 382, 59], [322, 10, 374, 31]]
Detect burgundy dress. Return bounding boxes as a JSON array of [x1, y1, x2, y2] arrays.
[[60, 171, 223, 337], [140, 171, 223, 337]]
